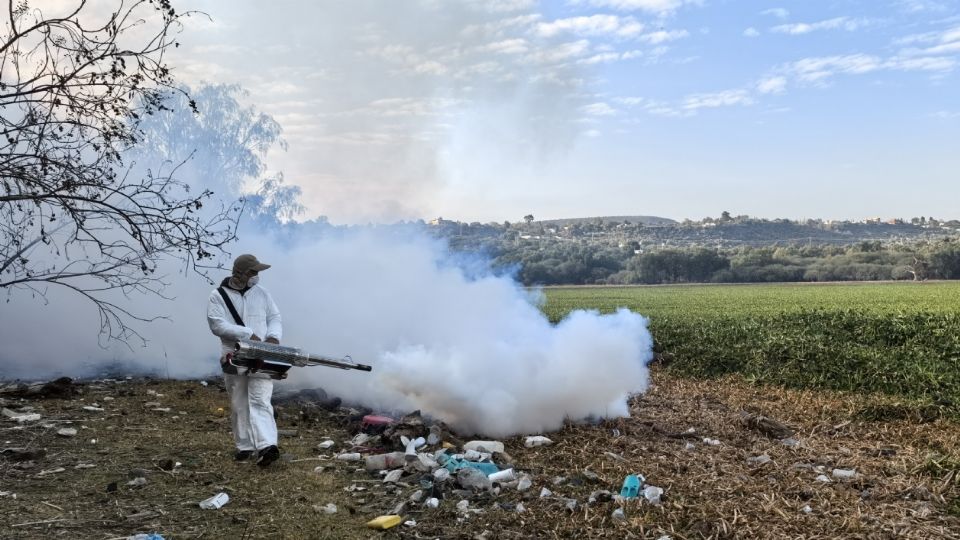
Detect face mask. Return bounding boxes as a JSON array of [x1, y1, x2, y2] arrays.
[[247, 275, 260, 287]]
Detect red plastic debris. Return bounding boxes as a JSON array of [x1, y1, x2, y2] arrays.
[[361, 414, 395, 434]]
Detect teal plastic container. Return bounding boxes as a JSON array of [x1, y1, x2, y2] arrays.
[[444, 457, 500, 476], [620, 474, 642, 498]]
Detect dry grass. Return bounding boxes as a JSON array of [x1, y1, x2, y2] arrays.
[[1, 369, 958, 539]]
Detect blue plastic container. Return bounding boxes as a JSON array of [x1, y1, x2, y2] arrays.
[[620, 474, 642, 498]]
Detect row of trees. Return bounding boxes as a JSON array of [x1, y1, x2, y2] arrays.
[[470, 239, 960, 286]]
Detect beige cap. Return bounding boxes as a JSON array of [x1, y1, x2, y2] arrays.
[[232, 254, 271, 274]]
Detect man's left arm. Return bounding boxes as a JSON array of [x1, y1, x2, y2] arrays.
[[264, 291, 282, 344]]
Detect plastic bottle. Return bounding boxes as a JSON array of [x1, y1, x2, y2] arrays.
[[464, 440, 505, 453], [364, 451, 406, 471]]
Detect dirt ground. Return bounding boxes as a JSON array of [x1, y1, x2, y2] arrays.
[[1, 368, 958, 540]]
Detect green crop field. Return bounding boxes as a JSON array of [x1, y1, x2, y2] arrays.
[[542, 282, 960, 407]]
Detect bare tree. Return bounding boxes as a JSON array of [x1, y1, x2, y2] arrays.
[[0, 1, 241, 343]]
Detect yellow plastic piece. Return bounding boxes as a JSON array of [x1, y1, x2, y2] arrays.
[[442, 441, 455, 449], [366, 515, 402, 530]]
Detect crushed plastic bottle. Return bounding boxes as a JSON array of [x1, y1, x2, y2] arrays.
[[832, 468, 857, 480], [643, 485, 664, 505], [524, 436, 553, 448], [517, 474, 533, 491], [464, 440, 505, 454], [199, 492, 230, 510]]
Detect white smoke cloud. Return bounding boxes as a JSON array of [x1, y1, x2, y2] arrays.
[[1, 226, 653, 437]]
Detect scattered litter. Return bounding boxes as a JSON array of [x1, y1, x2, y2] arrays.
[[433, 468, 451, 482], [2, 408, 41, 423], [524, 435, 553, 448], [74, 463, 96, 469], [604, 451, 626, 462], [364, 451, 405, 470], [314, 503, 338, 514], [351, 433, 371, 446], [643, 485, 664, 505], [464, 440, 504, 454], [463, 449, 491, 461], [404, 520, 417, 527], [83, 406, 104, 412], [702, 438, 721, 446], [684, 442, 696, 451], [457, 467, 492, 491], [317, 440, 335, 450], [832, 468, 857, 480], [383, 469, 403, 483], [144, 402, 161, 407], [747, 454, 771, 465], [424, 497, 440, 508], [620, 474, 643, 498], [125, 534, 165, 540], [612, 508, 626, 520], [409, 490, 424, 502], [456, 500, 470, 512], [802, 505, 813, 514], [815, 474, 831, 483], [37, 467, 66, 477], [127, 477, 147, 488], [401, 435, 426, 457], [540, 487, 553, 498], [199, 492, 230, 510], [335, 452, 362, 461], [57, 428, 77, 437], [200, 381, 209, 386], [151, 408, 171, 413], [516, 502, 526, 513], [0, 491, 15, 498], [517, 475, 533, 491], [488, 468, 516, 482], [366, 515, 402, 530], [565, 499, 578, 512], [781, 438, 801, 448]]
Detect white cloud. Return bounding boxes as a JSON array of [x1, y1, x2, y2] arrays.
[[640, 29, 690, 44], [615, 96, 646, 106], [524, 39, 592, 63], [780, 50, 956, 85], [536, 15, 644, 38], [756, 76, 787, 94], [788, 54, 883, 82], [743, 27, 760, 38], [479, 38, 530, 54], [584, 129, 602, 137], [771, 17, 869, 35], [899, 25, 960, 55], [896, 0, 950, 13], [682, 89, 754, 110], [761, 8, 789, 19], [578, 52, 622, 64], [582, 102, 618, 115], [573, 0, 702, 15]]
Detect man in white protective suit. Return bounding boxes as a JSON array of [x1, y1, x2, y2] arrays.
[[207, 253, 283, 467]]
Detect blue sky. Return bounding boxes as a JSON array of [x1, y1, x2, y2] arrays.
[[164, 0, 960, 223]]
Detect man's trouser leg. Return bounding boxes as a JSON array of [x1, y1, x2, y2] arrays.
[[246, 377, 277, 451], [224, 374, 255, 452]]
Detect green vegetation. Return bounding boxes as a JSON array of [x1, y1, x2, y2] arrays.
[[436, 214, 960, 286], [542, 282, 960, 405]]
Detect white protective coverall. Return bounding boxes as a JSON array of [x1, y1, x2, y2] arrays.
[[207, 280, 282, 453]]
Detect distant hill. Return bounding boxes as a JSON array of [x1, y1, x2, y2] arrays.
[[538, 215, 677, 226]]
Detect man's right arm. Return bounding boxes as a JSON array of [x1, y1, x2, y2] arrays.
[[207, 290, 254, 342]]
